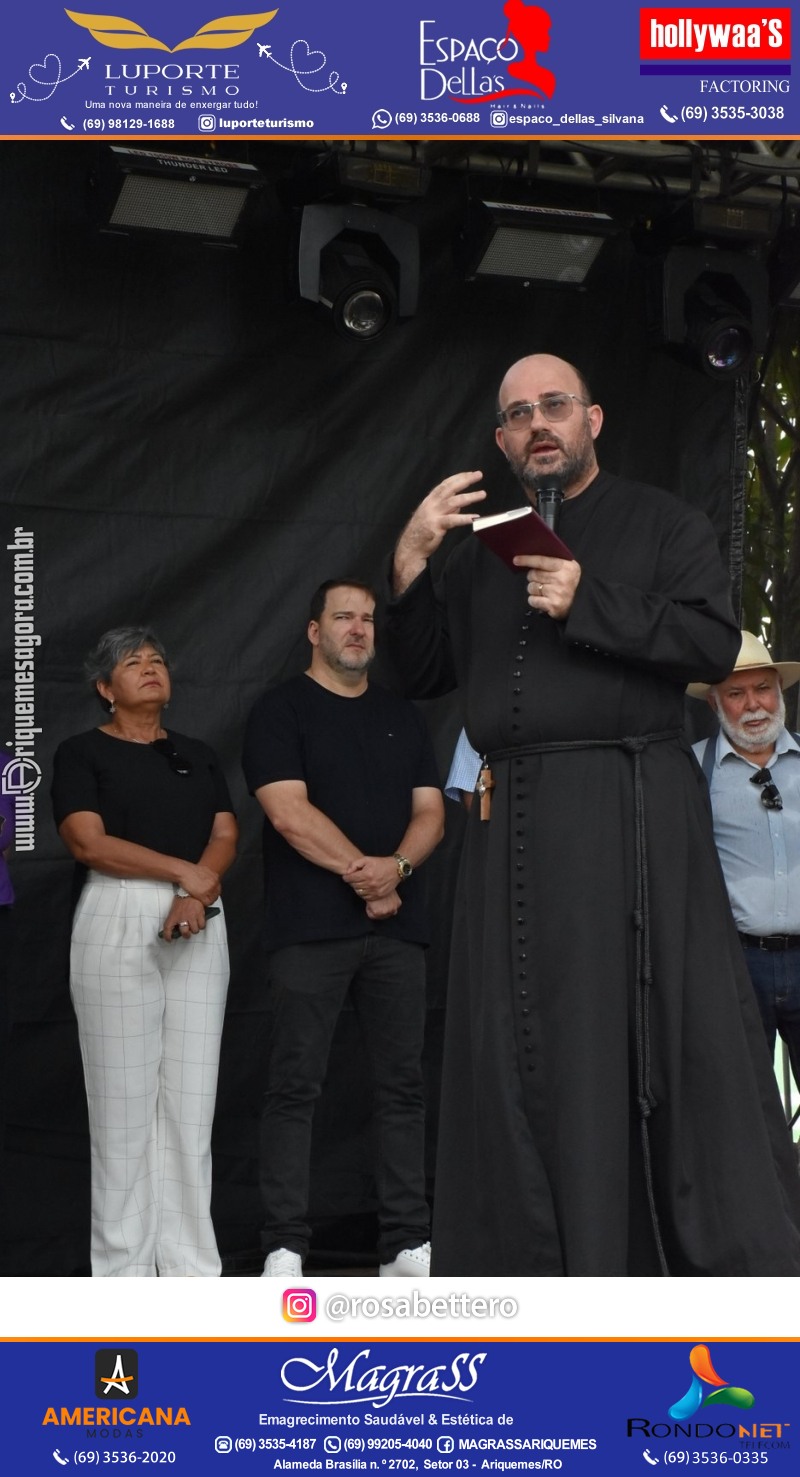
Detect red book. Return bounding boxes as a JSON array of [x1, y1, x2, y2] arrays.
[[472, 505, 572, 570]]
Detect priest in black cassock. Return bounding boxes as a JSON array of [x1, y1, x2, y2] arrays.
[[385, 353, 800, 1277]]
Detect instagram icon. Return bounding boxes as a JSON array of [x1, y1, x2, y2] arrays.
[[283, 1288, 317, 1323]]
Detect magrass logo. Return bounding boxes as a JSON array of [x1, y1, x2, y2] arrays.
[[668, 1345, 754, 1421], [280, 1348, 487, 1410], [95, 1349, 139, 1399], [65, 7, 278, 52]]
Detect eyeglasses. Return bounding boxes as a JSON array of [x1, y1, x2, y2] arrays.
[[750, 766, 782, 810], [497, 392, 589, 432], [152, 738, 193, 777]]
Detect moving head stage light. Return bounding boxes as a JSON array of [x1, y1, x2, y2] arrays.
[[649, 246, 769, 381], [298, 202, 419, 341]]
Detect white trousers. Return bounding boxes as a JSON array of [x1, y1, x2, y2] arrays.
[[70, 873, 229, 1277]]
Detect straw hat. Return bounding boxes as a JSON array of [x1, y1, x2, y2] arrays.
[[687, 630, 800, 697]]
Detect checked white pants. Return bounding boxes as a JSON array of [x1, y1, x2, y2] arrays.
[[70, 873, 229, 1277]]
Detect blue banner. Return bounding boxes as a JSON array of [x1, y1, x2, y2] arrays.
[[1, 1338, 797, 1474], [1, 0, 798, 1448], [0, 1, 795, 138]]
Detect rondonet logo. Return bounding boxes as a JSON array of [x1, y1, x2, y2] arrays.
[[667, 1345, 754, 1421], [640, 8, 791, 61], [627, 1343, 791, 1445]]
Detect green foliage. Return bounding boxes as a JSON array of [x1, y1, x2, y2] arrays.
[[744, 313, 800, 677]]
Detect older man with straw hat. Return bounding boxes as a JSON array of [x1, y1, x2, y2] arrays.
[[690, 630, 800, 1097]]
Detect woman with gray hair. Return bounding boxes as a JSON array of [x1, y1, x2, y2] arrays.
[[51, 627, 237, 1277]]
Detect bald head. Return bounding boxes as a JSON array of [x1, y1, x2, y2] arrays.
[[497, 354, 592, 410]]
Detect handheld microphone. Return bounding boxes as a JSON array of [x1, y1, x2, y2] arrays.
[[534, 475, 564, 532]]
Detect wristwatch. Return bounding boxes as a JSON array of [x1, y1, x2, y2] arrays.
[[394, 853, 413, 881]]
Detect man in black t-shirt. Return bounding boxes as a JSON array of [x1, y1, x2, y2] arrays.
[[242, 580, 444, 1279]]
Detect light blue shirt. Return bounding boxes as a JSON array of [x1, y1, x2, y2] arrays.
[[444, 729, 481, 802], [693, 727, 800, 934]]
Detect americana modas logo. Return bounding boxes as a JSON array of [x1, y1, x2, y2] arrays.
[[65, 8, 278, 52], [668, 1345, 754, 1420], [95, 1349, 139, 1399]]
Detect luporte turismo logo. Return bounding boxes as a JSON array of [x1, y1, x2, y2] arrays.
[[65, 8, 278, 52]]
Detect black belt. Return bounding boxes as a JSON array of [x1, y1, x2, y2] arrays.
[[738, 932, 800, 952]]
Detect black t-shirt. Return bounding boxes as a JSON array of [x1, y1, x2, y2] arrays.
[[51, 728, 233, 868], [242, 675, 441, 950]]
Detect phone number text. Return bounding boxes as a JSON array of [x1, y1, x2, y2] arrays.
[[395, 113, 480, 124], [662, 1453, 770, 1465], [69, 1454, 176, 1464], [678, 106, 784, 121], [83, 118, 176, 130]]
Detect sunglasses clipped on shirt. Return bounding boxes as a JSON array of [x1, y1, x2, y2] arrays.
[[750, 766, 782, 810], [151, 738, 193, 777]]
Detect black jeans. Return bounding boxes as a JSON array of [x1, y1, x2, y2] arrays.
[[741, 940, 800, 1094], [260, 935, 429, 1262]]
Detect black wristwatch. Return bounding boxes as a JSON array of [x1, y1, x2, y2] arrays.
[[394, 852, 413, 880]]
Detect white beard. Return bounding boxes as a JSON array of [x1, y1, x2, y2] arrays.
[[714, 689, 786, 753]]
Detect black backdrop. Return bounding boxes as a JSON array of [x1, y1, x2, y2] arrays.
[[0, 141, 744, 1273]]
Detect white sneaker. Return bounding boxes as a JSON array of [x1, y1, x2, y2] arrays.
[[379, 1242, 431, 1277], [261, 1247, 303, 1278]]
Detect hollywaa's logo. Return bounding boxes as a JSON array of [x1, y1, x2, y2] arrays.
[[639, 8, 791, 62], [667, 1345, 755, 1421], [420, 1, 557, 104], [65, 7, 278, 51]]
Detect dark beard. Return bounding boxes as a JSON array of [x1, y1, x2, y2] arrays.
[[513, 442, 595, 497]]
